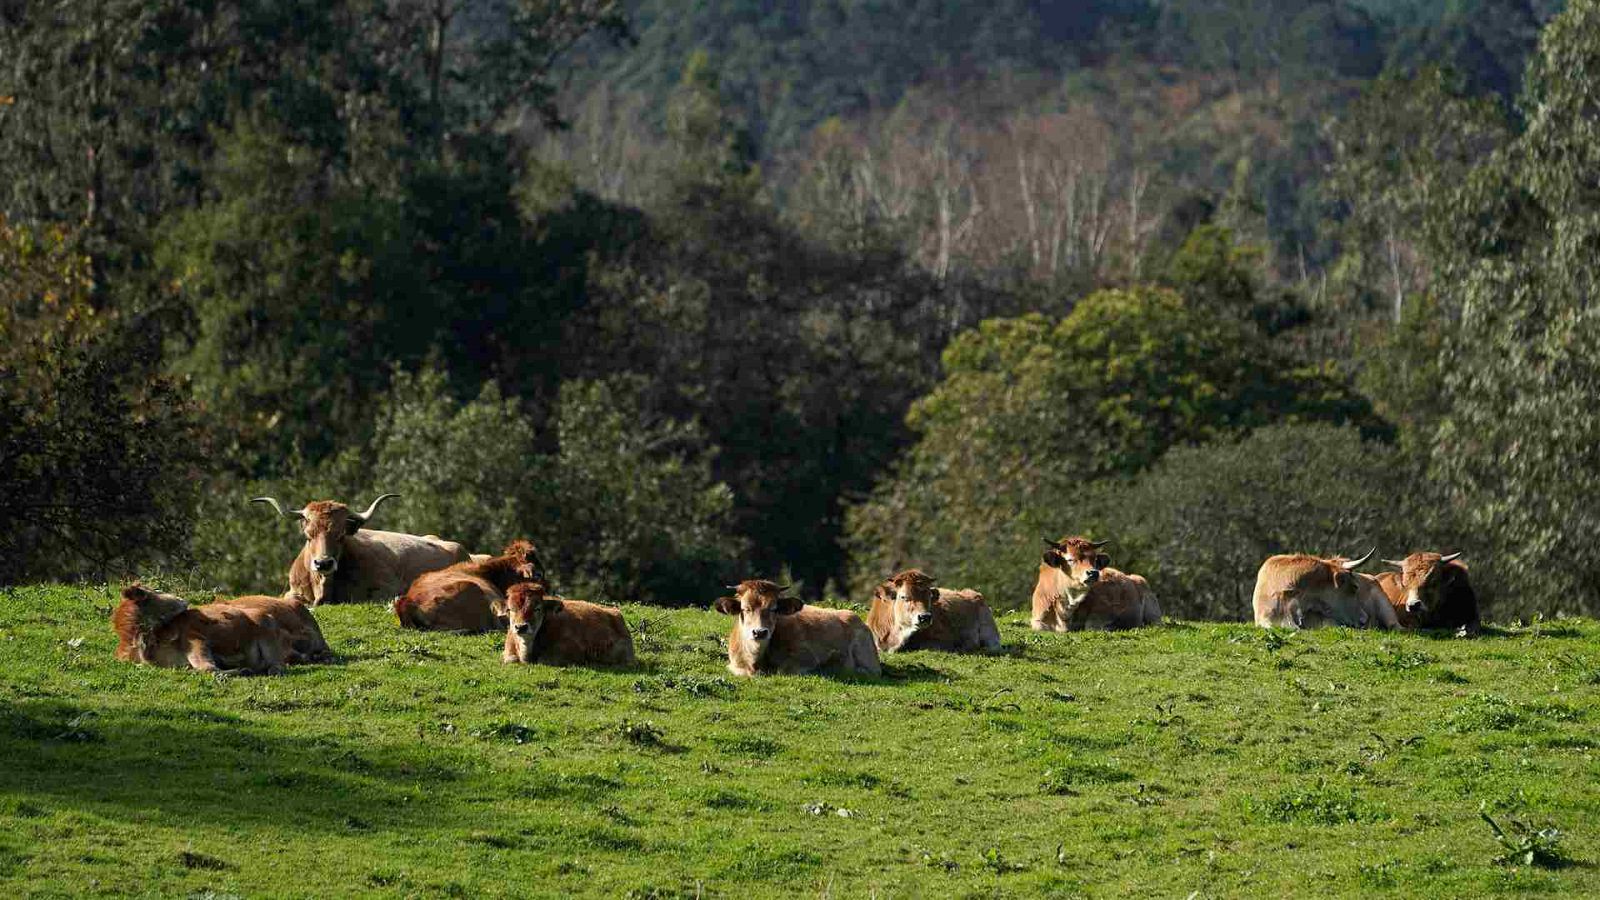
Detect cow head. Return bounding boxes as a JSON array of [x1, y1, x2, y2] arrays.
[[505, 583, 560, 653], [500, 539, 544, 583], [1382, 551, 1466, 621], [715, 579, 802, 647], [118, 583, 190, 630], [876, 569, 940, 635], [1042, 536, 1112, 590], [252, 494, 399, 604]]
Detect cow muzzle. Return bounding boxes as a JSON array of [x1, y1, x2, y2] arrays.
[[1083, 569, 1101, 584], [914, 612, 934, 627], [515, 623, 534, 635], [749, 627, 771, 641], [312, 556, 337, 574]]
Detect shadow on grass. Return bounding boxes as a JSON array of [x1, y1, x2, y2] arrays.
[[0, 698, 463, 833]]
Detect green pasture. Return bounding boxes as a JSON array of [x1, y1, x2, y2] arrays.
[[2, 585, 1597, 897]]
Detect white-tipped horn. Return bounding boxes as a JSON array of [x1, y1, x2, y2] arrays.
[[251, 497, 306, 520], [1340, 548, 1376, 570], [1439, 551, 1464, 564], [349, 493, 400, 525], [1382, 558, 1406, 569]]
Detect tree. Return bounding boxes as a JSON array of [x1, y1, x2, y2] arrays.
[[846, 285, 1384, 605], [0, 216, 203, 583]]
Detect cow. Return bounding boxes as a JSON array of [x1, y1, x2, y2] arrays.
[[867, 569, 1001, 654], [501, 583, 635, 667], [394, 539, 543, 632], [1379, 551, 1479, 633], [1032, 537, 1162, 631], [112, 584, 289, 675], [212, 595, 332, 662], [715, 579, 881, 677], [251, 494, 470, 606], [1252, 549, 1385, 629]]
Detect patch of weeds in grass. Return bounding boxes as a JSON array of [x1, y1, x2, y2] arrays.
[[465, 832, 520, 850], [711, 734, 781, 757], [803, 768, 881, 790], [632, 673, 734, 699], [1126, 783, 1165, 806], [978, 846, 1027, 874], [179, 850, 232, 871], [802, 801, 857, 818], [1373, 645, 1433, 672], [1431, 669, 1470, 684], [1358, 860, 1402, 887], [525, 770, 623, 802], [1555, 653, 1600, 685], [1251, 782, 1386, 826], [1449, 694, 1526, 733], [704, 789, 761, 811], [472, 721, 539, 744], [920, 849, 960, 872], [1480, 805, 1573, 869], [624, 885, 698, 900], [614, 719, 666, 749], [1041, 759, 1133, 795], [628, 613, 673, 655]]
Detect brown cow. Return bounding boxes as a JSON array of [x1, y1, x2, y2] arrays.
[[252, 494, 470, 606], [1252, 549, 1384, 629], [112, 584, 288, 675], [501, 583, 635, 667], [213, 595, 332, 662], [716, 580, 881, 677], [1033, 537, 1162, 631], [867, 569, 1001, 654], [1379, 551, 1479, 633], [394, 540, 543, 632]]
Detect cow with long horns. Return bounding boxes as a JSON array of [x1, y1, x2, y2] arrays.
[[715, 580, 881, 676], [1033, 536, 1162, 631], [251, 494, 470, 606], [1252, 549, 1386, 629], [1378, 551, 1479, 633]]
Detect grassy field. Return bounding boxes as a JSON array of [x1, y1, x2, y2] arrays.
[[2, 584, 1598, 898]]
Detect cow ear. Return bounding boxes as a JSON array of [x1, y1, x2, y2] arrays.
[[1042, 550, 1064, 568], [872, 583, 891, 604], [714, 595, 740, 615], [776, 595, 804, 615], [541, 597, 562, 613], [1094, 554, 1111, 569]]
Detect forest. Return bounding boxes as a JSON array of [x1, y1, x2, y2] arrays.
[[3, 0, 1597, 619]]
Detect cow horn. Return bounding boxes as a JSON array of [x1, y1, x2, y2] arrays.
[[1041, 537, 1058, 548], [1091, 539, 1112, 549], [1340, 548, 1376, 570], [1381, 558, 1405, 569], [723, 584, 742, 591], [1439, 551, 1464, 564], [349, 493, 400, 525], [251, 497, 306, 520]]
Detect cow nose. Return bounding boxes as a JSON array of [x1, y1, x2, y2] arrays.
[[1084, 569, 1100, 583], [914, 613, 934, 626], [312, 556, 337, 573], [515, 623, 533, 635], [750, 628, 771, 640]]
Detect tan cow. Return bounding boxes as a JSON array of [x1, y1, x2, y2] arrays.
[[112, 584, 289, 675], [1032, 537, 1162, 631], [867, 569, 1001, 654], [213, 595, 332, 662], [501, 583, 635, 666], [393, 539, 543, 632], [1252, 549, 1385, 629], [715, 580, 881, 677], [252, 494, 470, 606]]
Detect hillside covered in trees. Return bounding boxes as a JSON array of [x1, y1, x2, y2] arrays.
[[3, 0, 1597, 617]]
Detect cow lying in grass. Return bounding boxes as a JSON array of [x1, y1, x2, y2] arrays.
[[1033, 537, 1162, 631], [211, 595, 332, 662], [1378, 551, 1479, 633], [394, 540, 543, 632], [113, 584, 291, 675], [867, 569, 1000, 654], [501, 583, 634, 666], [716, 580, 881, 677], [1252, 549, 1394, 629]]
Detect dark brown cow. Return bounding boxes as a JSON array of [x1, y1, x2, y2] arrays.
[[1380, 551, 1479, 633], [394, 540, 542, 632], [112, 584, 289, 675], [501, 583, 634, 667], [252, 494, 470, 606], [716, 580, 880, 676], [1033, 537, 1161, 631], [867, 569, 1001, 654]]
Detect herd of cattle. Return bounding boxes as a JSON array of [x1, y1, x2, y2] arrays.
[[110, 495, 1481, 677]]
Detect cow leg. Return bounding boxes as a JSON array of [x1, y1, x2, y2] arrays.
[[185, 640, 220, 672]]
